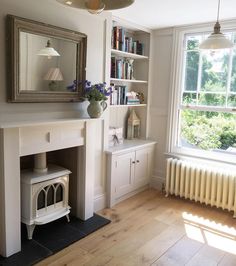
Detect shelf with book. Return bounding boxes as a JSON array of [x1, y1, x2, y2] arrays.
[[109, 104, 147, 108], [110, 78, 148, 84], [111, 49, 149, 60]]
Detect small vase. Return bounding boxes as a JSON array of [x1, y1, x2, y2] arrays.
[[87, 99, 107, 118]]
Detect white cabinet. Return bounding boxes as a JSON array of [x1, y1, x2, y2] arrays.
[[106, 140, 155, 207]]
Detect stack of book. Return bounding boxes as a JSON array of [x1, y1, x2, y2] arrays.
[[110, 57, 133, 79], [111, 26, 144, 55], [126, 92, 140, 105], [110, 85, 141, 106]]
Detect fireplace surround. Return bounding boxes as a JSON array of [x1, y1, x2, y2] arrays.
[[0, 118, 98, 257]]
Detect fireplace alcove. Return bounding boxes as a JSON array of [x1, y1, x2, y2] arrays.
[[0, 118, 98, 257], [20, 148, 81, 239], [21, 147, 81, 218]]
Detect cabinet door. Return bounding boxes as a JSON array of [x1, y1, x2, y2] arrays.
[[134, 148, 152, 188], [114, 152, 135, 198]]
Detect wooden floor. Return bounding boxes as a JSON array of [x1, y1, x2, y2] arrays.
[[37, 189, 236, 266]]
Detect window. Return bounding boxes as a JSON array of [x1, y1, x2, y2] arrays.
[[169, 25, 236, 164]]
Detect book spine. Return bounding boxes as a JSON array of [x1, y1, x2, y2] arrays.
[[111, 57, 116, 78]]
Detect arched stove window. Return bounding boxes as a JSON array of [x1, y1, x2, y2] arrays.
[[37, 183, 64, 210]]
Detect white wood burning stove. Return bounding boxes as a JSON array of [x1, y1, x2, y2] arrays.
[[21, 153, 71, 239]]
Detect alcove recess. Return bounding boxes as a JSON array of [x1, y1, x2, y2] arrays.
[[20, 147, 79, 216]]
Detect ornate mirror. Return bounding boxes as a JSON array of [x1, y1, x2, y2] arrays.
[[7, 15, 87, 102]]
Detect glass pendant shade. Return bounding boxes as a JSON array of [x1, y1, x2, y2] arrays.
[[199, 22, 234, 50], [56, 0, 135, 12], [37, 40, 60, 58], [85, 0, 105, 14], [199, 0, 234, 50]]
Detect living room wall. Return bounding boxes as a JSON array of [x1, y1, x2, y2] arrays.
[[0, 0, 111, 209], [0, 0, 111, 121], [149, 28, 174, 188]]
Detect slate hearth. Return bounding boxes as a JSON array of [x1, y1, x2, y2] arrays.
[[0, 214, 110, 266]]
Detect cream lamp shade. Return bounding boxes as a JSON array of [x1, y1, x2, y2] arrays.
[[56, 0, 135, 14], [44, 68, 64, 81], [38, 40, 60, 58], [199, 0, 234, 50]]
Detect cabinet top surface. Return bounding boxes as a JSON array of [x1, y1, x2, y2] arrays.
[[105, 139, 156, 155], [0, 117, 99, 129]]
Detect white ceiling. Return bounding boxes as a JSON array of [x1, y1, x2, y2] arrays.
[[112, 0, 236, 29]]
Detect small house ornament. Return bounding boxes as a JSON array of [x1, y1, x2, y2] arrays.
[[127, 109, 141, 139]]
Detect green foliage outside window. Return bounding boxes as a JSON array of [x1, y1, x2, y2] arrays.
[[181, 110, 236, 150]]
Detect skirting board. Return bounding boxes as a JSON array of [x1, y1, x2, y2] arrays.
[[150, 175, 165, 191], [94, 193, 107, 212], [94, 177, 166, 212]]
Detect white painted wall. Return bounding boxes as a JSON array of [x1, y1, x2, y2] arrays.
[[0, 0, 111, 209], [0, 0, 111, 121], [149, 28, 174, 189]]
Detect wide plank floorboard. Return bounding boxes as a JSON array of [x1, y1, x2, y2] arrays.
[[37, 189, 236, 266]]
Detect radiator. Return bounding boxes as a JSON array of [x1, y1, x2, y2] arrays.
[[166, 158, 236, 217]]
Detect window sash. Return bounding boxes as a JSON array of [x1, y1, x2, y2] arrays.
[[167, 21, 236, 164]]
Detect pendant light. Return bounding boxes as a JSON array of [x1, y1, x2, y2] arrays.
[[199, 0, 234, 50], [56, 0, 135, 14], [37, 40, 60, 59]]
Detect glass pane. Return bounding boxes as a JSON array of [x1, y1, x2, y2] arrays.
[[198, 93, 226, 106], [47, 186, 54, 206], [182, 92, 197, 105], [37, 190, 46, 210], [184, 51, 199, 92], [233, 32, 236, 44], [230, 49, 236, 92], [186, 35, 202, 50], [181, 110, 236, 151], [228, 94, 236, 107], [201, 50, 229, 92], [56, 184, 63, 203]]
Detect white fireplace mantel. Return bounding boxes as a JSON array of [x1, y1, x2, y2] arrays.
[[0, 118, 98, 257]]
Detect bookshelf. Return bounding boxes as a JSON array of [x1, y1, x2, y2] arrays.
[[108, 17, 151, 141], [111, 49, 149, 60], [110, 78, 148, 84]]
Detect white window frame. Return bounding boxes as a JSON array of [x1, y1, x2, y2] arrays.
[[167, 20, 236, 165]]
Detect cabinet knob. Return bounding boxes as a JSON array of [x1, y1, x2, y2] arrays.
[[136, 160, 140, 163], [132, 161, 136, 164]]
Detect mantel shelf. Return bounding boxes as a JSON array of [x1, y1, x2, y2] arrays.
[[111, 49, 149, 60], [110, 78, 148, 84]]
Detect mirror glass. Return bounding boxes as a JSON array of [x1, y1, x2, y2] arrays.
[[20, 32, 77, 92]]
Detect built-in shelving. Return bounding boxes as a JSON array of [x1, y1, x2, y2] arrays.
[[108, 17, 151, 142], [111, 49, 149, 60]]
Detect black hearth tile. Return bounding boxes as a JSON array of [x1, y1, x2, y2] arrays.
[[32, 218, 86, 253], [69, 214, 111, 235], [0, 215, 110, 266], [0, 239, 52, 266]]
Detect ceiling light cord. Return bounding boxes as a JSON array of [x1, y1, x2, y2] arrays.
[[217, 0, 221, 22], [214, 0, 221, 34]]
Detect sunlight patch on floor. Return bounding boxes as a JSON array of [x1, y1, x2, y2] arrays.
[[182, 212, 236, 255]]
